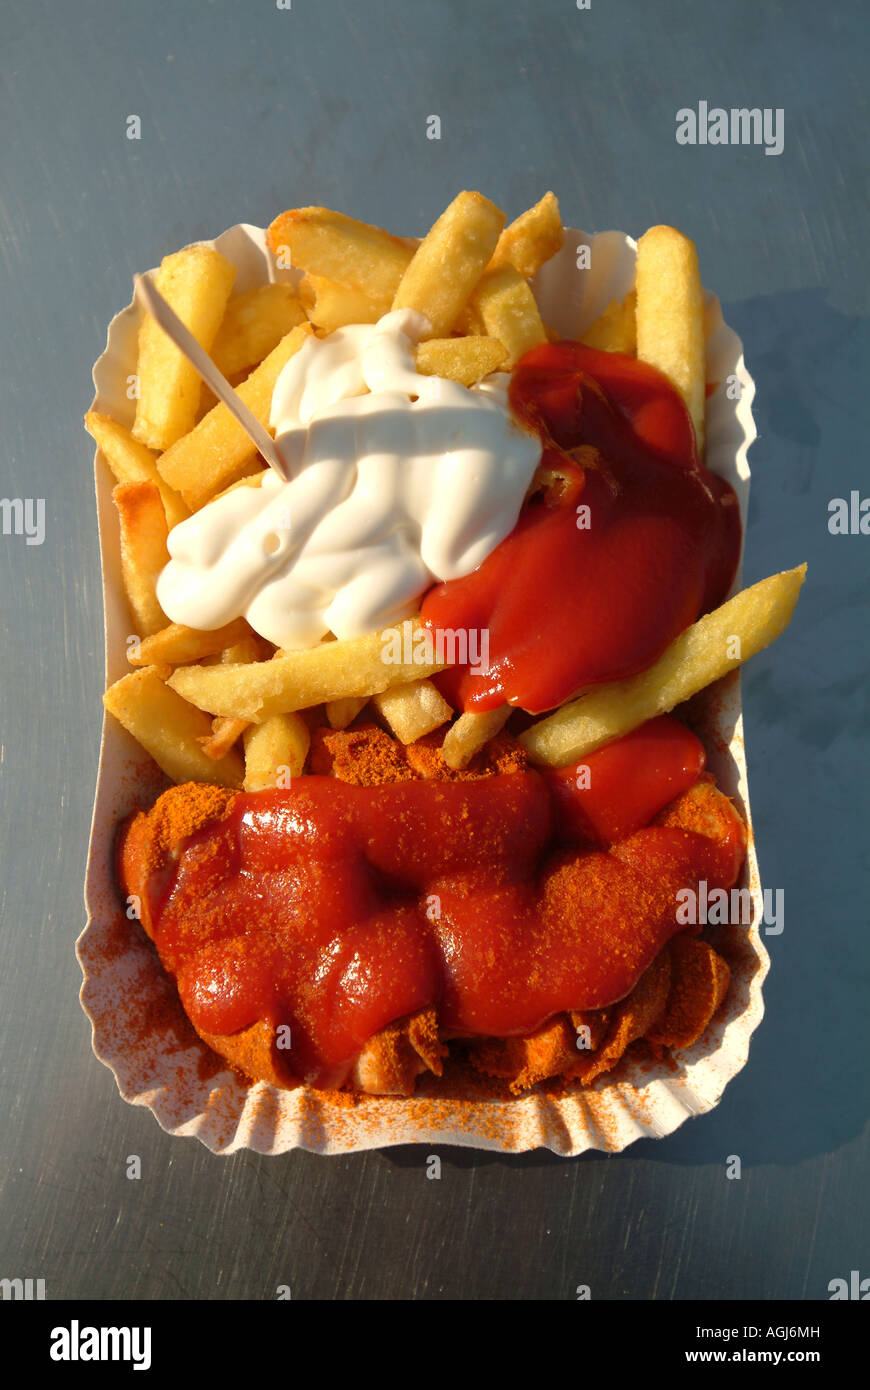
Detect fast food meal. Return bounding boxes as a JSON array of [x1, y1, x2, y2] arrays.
[[84, 191, 805, 1123]]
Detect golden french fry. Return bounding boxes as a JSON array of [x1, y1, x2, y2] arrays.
[[212, 283, 306, 377], [103, 667, 243, 787], [156, 322, 312, 509], [326, 696, 368, 729], [127, 618, 251, 668], [84, 411, 189, 529], [300, 273, 389, 333], [211, 470, 267, 502], [452, 302, 487, 336], [243, 713, 310, 791], [470, 266, 547, 366], [113, 482, 170, 637], [167, 620, 450, 722], [488, 192, 563, 279], [392, 191, 505, 339], [520, 565, 807, 766], [196, 371, 249, 423], [133, 245, 236, 451], [580, 290, 637, 355], [636, 225, 705, 453], [414, 336, 507, 385], [221, 632, 269, 664], [371, 679, 452, 744], [441, 706, 511, 770], [199, 716, 250, 760], [267, 207, 413, 300]]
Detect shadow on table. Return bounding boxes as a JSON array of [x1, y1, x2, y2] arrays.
[[386, 288, 870, 1173]]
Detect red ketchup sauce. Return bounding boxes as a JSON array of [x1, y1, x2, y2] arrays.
[[133, 719, 744, 1087], [422, 343, 741, 713], [544, 715, 706, 847]]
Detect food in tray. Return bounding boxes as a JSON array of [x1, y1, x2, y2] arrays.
[[86, 191, 805, 1098]]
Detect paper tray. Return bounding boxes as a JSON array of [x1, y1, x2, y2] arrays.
[[78, 223, 764, 1155]]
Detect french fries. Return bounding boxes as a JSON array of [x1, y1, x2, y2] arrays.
[[84, 412, 189, 529], [167, 621, 449, 723], [452, 302, 487, 336], [221, 631, 269, 665], [193, 627, 267, 757], [133, 245, 236, 451], [371, 679, 452, 745], [96, 198, 784, 821], [520, 566, 807, 766], [267, 207, 414, 300], [113, 482, 170, 636], [488, 191, 563, 280], [156, 322, 312, 509], [470, 266, 547, 366], [213, 471, 267, 502], [392, 191, 505, 338], [127, 618, 252, 668], [199, 716, 250, 761], [299, 274, 388, 333], [211, 283, 306, 377], [103, 667, 243, 787], [441, 706, 511, 770], [415, 336, 507, 385], [326, 696, 368, 729], [243, 712, 310, 791], [636, 226, 705, 453], [580, 291, 637, 355]]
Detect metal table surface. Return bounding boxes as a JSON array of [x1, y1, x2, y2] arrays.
[[1, 0, 867, 1301]]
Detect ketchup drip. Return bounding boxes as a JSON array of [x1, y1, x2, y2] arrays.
[[422, 343, 741, 713], [544, 715, 706, 847], [131, 746, 745, 1088]]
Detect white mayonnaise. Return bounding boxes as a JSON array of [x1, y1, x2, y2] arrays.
[[156, 308, 541, 649]]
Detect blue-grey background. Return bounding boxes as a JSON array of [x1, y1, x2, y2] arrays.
[[1, 0, 867, 1300]]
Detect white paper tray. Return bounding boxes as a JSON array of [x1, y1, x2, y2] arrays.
[[79, 222, 764, 1155]]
